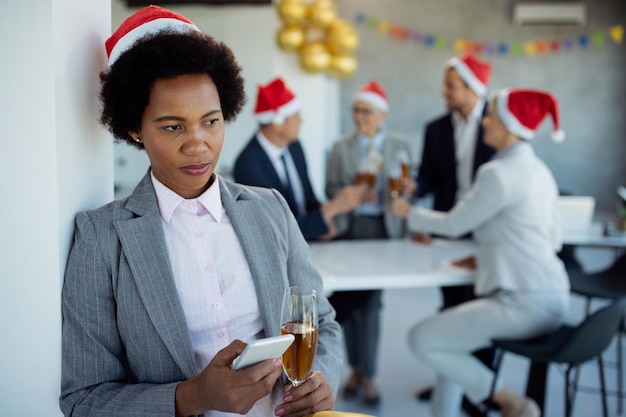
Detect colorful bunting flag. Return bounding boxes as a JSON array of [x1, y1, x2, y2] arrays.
[[355, 13, 623, 58]]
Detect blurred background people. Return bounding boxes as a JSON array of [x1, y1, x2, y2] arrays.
[[325, 80, 415, 407], [233, 77, 364, 241], [414, 53, 496, 416], [390, 88, 570, 417], [60, 7, 342, 417]]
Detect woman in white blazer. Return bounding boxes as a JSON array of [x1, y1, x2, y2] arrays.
[[390, 88, 570, 417]]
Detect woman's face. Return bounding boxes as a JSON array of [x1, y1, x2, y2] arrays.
[[352, 100, 386, 138], [482, 99, 511, 150], [131, 74, 225, 199]]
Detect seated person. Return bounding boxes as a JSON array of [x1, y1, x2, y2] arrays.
[[390, 88, 570, 417]]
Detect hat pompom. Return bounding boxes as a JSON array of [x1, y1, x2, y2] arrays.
[[551, 128, 566, 143]]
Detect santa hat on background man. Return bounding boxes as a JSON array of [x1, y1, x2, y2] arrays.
[[254, 78, 301, 125], [353, 80, 389, 112], [446, 53, 491, 97], [494, 88, 565, 142], [105, 5, 200, 67]]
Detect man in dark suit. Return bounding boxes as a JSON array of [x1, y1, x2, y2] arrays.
[[414, 53, 496, 416], [233, 77, 363, 241]]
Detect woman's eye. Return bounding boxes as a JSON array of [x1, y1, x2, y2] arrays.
[[204, 118, 221, 126], [164, 125, 182, 132]]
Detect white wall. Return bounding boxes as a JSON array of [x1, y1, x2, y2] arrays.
[[111, 0, 341, 200], [0, 0, 112, 415]]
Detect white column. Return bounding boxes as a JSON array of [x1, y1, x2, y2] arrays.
[[0, 0, 112, 415], [272, 48, 341, 201]]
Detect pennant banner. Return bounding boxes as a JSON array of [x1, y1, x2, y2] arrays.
[[355, 13, 624, 57]]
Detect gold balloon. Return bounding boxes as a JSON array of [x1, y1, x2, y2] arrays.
[[307, 0, 337, 29], [327, 54, 358, 79], [326, 19, 359, 54], [299, 42, 331, 73], [277, 0, 307, 25], [276, 24, 305, 51]]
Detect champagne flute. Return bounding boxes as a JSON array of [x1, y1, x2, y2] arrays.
[[280, 286, 318, 387], [397, 150, 411, 180], [355, 156, 377, 190], [388, 163, 402, 198]]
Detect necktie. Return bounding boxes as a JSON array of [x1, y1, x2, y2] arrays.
[[280, 152, 297, 210]]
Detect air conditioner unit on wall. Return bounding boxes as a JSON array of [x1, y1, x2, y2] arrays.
[[513, 3, 587, 26]]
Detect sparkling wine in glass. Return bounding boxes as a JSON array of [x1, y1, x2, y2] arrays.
[[388, 163, 402, 198], [280, 286, 318, 387], [397, 150, 411, 180]]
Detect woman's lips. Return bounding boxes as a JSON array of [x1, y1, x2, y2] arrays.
[[181, 163, 210, 176]]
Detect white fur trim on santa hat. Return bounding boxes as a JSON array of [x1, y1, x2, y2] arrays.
[[255, 96, 301, 125], [448, 56, 487, 97], [353, 91, 389, 112], [108, 18, 199, 67], [495, 89, 535, 140]]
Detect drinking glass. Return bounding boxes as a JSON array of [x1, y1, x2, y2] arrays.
[[355, 171, 376, 189], [388, 163, 402, 198], [397, 150, 411, 180], [280, 286, 318, 387]]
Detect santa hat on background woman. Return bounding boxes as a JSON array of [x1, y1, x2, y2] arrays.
[[446, 53, 491, 97], [254, 78, 301, 125], [494, 88, 565, 142], [105, 5, 200, 67], [353, 80, 389, 112]]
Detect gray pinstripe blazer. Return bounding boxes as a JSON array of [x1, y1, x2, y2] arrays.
[[325, 130, 411, 238], [60, 172, 343, 416]]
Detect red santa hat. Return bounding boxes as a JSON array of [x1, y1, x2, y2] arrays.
[[254, 78, 301, 125], [105, 5, 200, 67], [446, 53, 491, 97], [494, 88, 565, 142], [353, 80, 389, 112]]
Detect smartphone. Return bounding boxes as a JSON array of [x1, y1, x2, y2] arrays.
[[232, 334, 295, 370]]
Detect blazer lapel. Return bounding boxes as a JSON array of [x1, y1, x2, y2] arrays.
[[253, 137, 298, 213], [289, 141, 318, 208], [219, 179, 285, 336], [441, 116, 457, 176], [115, 174, 197, 378], [346, 134, 362, 181]]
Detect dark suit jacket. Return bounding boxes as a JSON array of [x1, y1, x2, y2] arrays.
[[417, 104, 496, 211], [233, 134, 328, 240]]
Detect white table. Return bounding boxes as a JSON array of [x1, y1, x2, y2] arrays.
[[309, 238, 476, 292], [309, 224, 626, 293], [562, 221, 626, 248]]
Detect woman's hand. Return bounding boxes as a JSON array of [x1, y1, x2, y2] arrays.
[[175, 340, 284, 417], [322, 185, 365, 219], [400, 177, 418, 197], [274, 371, 334, 417], [452, 255, 477, 270], [411, 232, 433, 245], [389, 196, 412, 219]]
